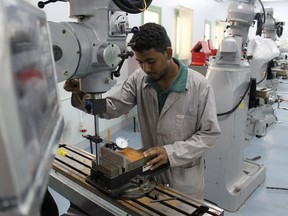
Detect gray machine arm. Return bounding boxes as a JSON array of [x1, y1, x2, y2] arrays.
[[38, 0, 153, 171], [226, 0, 256, 46], [46, 0, 151, 94], [214, 0, 257, 66]]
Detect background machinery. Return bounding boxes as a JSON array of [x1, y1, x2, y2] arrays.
[[247, 7, 284, 137], [205, 0, 267, 212]]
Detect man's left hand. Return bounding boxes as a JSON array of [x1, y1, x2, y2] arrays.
[[143, 147, 169, 170]]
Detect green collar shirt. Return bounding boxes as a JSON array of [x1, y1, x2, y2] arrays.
[[146, 58, 187, 113]]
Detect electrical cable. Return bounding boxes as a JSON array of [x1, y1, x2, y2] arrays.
[[112, 0, 152, 14], [258, 0, 266, 25], [136, 0, 147, 12], [256, 59, 276, 85], [266, 186, 288, 191], [217, 82, 251, 116], [256, 70, 267, 85], [254, 13, 263, 36]]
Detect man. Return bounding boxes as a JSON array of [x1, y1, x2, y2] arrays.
[[64, 22, 221, 200]]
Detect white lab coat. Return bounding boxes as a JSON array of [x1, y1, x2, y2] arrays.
[[99, 67, 221, 200]]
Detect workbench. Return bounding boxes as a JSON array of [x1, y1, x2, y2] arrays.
[[49, 145, 224, 216]]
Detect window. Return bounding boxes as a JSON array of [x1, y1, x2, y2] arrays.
[[142, 5, 162, 24], [204, 20, 211, 41], [175, 6, 194, 61], [215, 20, 225, 49]]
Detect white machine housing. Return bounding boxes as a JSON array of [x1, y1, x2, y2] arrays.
[[205, 0, 266, 212], [247, 36, 279, 86], [227, 0, 256, 45], [0, 0, 64, 215], [246, 36, 279, 137], [246, 7, 283, 138]]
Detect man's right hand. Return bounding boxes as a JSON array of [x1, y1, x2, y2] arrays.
[[64, 79, 86, 110], [63, 79, 82, 94]]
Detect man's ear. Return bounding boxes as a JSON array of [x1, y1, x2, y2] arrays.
[[165, 47, 173, 59]]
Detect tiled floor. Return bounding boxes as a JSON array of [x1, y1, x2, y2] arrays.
[[223, 80, 288, 216], [52, 80, 288, 215], [225, 106, 288, 215]]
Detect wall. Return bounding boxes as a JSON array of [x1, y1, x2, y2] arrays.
[[142, 0, 230, 49], [26, 0, 231, 148]]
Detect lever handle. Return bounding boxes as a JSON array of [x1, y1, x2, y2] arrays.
[[38, 0, 61, 9]]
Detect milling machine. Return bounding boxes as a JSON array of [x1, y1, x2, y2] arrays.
[[246, 7, 283, 137], [272, 35, 288, 79], [39, 0, 168, 200], [0, 0, 64, 215], [36, 0, 225, 215], [205, 0, 266, 212]]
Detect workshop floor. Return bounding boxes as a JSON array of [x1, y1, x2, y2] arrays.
[[51, 80, 288, 215]]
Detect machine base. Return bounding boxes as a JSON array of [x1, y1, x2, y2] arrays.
[[205, 160, 266, 212], [249, 105, 276, 137]]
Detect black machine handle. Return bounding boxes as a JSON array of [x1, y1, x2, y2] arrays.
[[38, 0, 152, 11], [38, 0, 66, 9]]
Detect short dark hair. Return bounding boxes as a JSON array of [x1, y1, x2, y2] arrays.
[[129, 22, 171, 53]]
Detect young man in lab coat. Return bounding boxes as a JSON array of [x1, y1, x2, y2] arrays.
[[64, 22, 221, 200]]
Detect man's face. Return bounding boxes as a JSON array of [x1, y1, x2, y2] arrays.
[[134, 48, 171, 82]]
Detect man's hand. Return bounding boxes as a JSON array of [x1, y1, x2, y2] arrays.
[[64, 79, 86, 110], [143, 147, 169, 170], [63, 79, 82, 94]]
